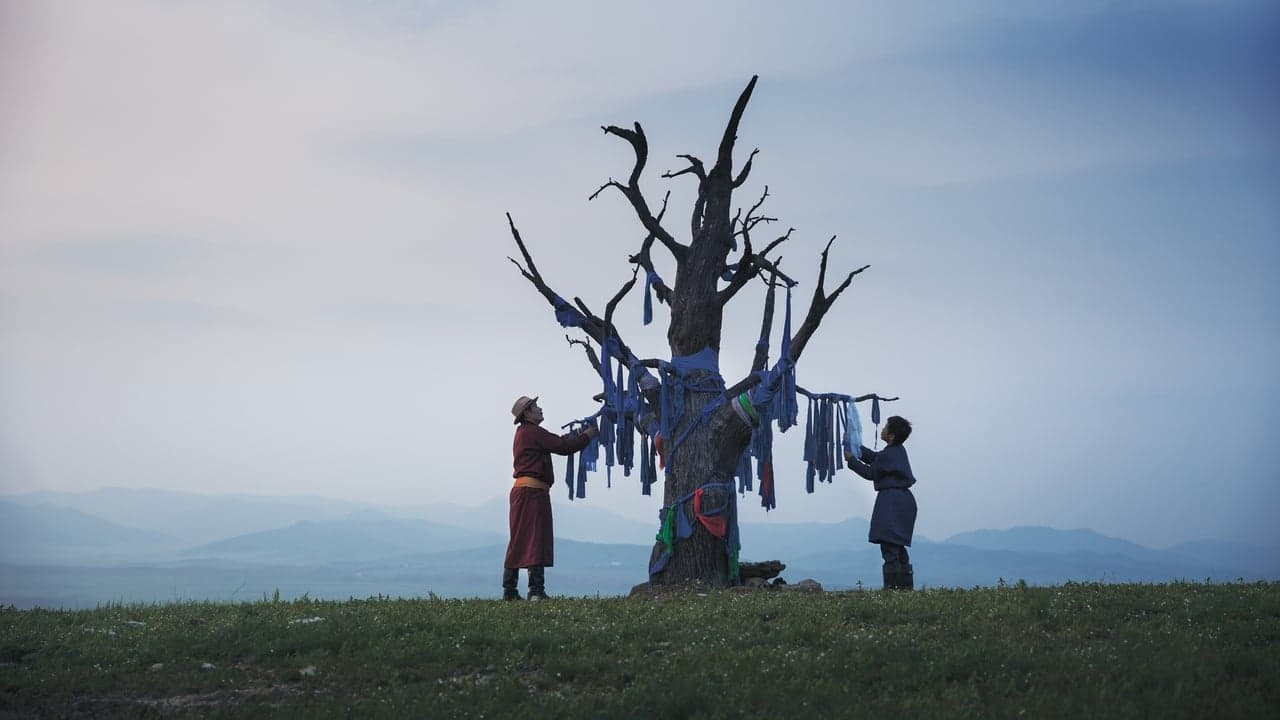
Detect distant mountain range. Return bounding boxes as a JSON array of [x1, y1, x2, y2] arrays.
[[0, 500, 180, 564], [2, 488, 1276, 609], [182, 510, 507, 564]]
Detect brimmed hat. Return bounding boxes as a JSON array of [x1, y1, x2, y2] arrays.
[[511, 395, 538, 424]]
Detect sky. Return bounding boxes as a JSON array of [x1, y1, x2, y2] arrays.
[[1, 1, 1277, 549]]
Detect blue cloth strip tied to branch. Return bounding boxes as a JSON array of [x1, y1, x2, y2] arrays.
[[548, 282, 884, 514], [562, 352, 664, 499], [735, 448, 754, 494], [749, 387, 777, 510], [656, 348, 724, 463], [553, 294, 587, 329], [870, 396, 881, 448], [598, 328, 617, 482], [642, 271, 667, 326], [562, 413, 602, 501], [799, 389, 857, 492], [733, 282, 799, 511], [772, 284, 798, 432], [639, 432, 657, 496], [563, 448, 574, 498], [629, 361, 659, 496], [617, 364, 635, 479]]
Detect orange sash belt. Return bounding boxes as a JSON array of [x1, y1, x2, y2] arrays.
[[513, 476, 550, 490]]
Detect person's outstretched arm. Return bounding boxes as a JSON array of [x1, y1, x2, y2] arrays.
[[529, 423, 595, 455], [845, 445, 909, 485], [845, 452, 878, 482]]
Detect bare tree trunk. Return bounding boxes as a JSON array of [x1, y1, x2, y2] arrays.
[[647, 382, 754, 586]]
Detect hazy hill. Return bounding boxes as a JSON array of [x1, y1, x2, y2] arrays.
[[391, 494, 658, 546], [5, 487, 658, 547], [4, 488, 1278, 608], [786, 539, 1263, 591], [0, 538, 652, 608], [182, 511, 506, 565], [1160, 538, 1280, 578], [945, 526, 1160, 559], [738, 517, 871, 561], [0, 501, 179, 564], [5, 487, 364, 545], [943, 526, 1279, 580]]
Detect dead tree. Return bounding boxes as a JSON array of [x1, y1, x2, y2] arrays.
[[507, 76, 870, 588]]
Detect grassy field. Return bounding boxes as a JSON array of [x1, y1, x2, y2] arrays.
[[2, 581, 1276, 718]]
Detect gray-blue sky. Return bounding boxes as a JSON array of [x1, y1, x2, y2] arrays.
[[1, 1, 1277, 547]]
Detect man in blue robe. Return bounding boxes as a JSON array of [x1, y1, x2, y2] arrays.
[[845, 415, 918, 590]]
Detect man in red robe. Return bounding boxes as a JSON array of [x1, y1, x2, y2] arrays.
[[505, 395, 597, 600]]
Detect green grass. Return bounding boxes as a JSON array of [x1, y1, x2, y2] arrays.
[[2, 582, 1277, 718]]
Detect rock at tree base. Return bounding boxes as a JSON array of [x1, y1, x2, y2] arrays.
[[739, 561, 786, 580], [791, 579, 823, 592], [629, 566, 822, 596]]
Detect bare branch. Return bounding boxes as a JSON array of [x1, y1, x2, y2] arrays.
[[715, 76, 759, 174], [717, 185, 775, 305], [662, 167, 700, 182], [743, 215, 777, 235], [827, 264, 871, 305], [717, 238, 756, 306], [716, 226, 797, 307], [759, 228, 794, 259], [588, 179, 626, 201], [814, 235, 837, 291], [750, 271, 778, 372], [507, 213, 544, 283], [604, 267, 641, 329], [747, 254, 795, 287], [506, 255, 536, 283], [796, 387, 900, 404], [595, 122, 686, 261], [628, 234, 673, 308], [566, 335, 601, 373], [734, 186, 771, 239], [690, 189, 707, 238], [856, 393, 899, 403], [603, 123, 647, 188], [626, 189, 673, 308], [732, 148, 760, 188], [790, 236, 870, 362], [506, 215, 646, 369], [662, 154, 707, 182], [747, 184, 762, 221]]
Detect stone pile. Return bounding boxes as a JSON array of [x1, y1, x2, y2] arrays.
[[628, 561, 823, 597], [734, 561, 823, 593]]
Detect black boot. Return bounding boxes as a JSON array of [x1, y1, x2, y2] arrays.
[[502, 568, 522, 601], [527, 566, 548, 601], [899, 563, 914, 591], [882, 562, 899, 591]]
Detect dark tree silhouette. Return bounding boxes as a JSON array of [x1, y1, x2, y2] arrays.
[[507, 76, 875, 588]]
